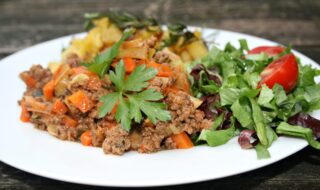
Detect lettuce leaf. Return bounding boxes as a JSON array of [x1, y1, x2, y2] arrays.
[[197, 116, 236, 146], [276, 122, 320, 149]]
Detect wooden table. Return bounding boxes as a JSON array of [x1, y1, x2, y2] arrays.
[[1, 0, 320, 189]]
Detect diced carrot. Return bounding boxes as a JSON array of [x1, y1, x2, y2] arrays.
[[43, 80, 55, 101], [143, 119, 154, 128], [146, 60, 172, 77], [87, 75, 101, 90], [80, 130, 92, 146], [20, 101, 30, 122], [67, 90, 93, 113], [165, 86, 180, 95], [135, 59, 146, 65], [157, 64, 172, 77], [63, 115, 78, 128], [53, 64, 64, 81], [182, 81, 191, 93], [52, 99, 68, 114], [111, 101, 119, 115], [146, 60, 159, 68], [123, 57, 136, 73], [20, 73, 37, 88], [171, 132, 194, 149], [112, 58, 137, 74], [140, 144, 146, 152]]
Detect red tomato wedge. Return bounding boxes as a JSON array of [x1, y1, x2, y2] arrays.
[[258, 54, 298, 92], [248, 46, 285, 56]]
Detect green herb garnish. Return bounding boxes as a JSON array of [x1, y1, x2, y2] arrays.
[[161, 23, 197, 49], [98, 60, 171, 131], [83, 28, 135, 78], [84, 11, 160, 31]]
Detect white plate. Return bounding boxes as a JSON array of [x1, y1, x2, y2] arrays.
[[0, 27, 319, 187]]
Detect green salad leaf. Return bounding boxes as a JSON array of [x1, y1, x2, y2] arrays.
[[197, 115, 236, 146], [255, 143, 271, 159], [276, 122, 320, 149], [220, 88, 241, 106], [190, 39, 320, 159], [249, 98, 268, 146], [273, 84, 287, 106], [231, 98, 253, 129], [257, 85, 274, 107], [297, 64, 320, 87]]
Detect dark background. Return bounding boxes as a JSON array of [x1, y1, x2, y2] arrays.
[[0, 0, 320, 189]]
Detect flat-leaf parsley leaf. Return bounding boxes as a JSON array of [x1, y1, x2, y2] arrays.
[[99, 60, 171, 131]]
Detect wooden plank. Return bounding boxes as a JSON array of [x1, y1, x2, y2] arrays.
[[1, 0, 319, 22], [0, 19, 319, 54], [0, 0, 320, 54]]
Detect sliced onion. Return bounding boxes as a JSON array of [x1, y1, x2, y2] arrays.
[[24, 96, 48, 112], [70, 73, 89, 85], [27, 108, 51, 115], [188, 95, 203, 108], [238, 129, 259, 149], [47, 125, 58, 137]]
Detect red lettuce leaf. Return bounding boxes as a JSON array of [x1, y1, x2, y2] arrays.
[[190, 64, 222, 86], [288, 113, 320, 138], [238, 129, 259, 149]]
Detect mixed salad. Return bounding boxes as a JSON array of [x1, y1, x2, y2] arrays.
[[19, 11, 320, 158], [189, 43, 320, 158]]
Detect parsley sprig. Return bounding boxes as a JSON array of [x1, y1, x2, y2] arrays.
[[83, 28, 135, 78], [98, 60, 171, 131], [84, 11, 160, 31]]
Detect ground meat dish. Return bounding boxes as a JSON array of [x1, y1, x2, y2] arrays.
[[19, 13, 212, 155], [20, 66, 211, 155]]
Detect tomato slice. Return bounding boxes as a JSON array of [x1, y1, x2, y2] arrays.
[[258, 54, 298, 92], [248, 46, 285, 56]]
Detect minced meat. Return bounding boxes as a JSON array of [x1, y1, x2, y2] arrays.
[[20, 64, 52, 96], [165, 91, 212, 134], [102, 125, 131, 155]]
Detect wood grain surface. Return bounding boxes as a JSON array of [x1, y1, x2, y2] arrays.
[[0, 0, 320, 189]]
